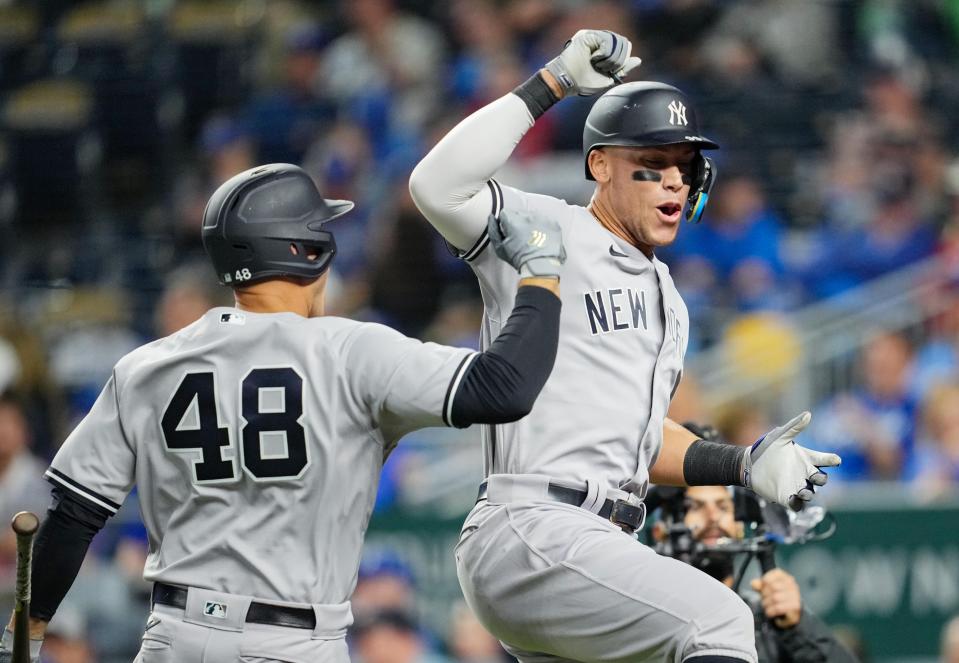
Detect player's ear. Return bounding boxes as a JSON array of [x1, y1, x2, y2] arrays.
[[588, 148, 611, 183]]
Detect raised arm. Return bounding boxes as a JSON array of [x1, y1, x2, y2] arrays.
[[361, 207, 566, 444], [450, 209, 566, 425], [409, 93, 537, 252], [409, 30, 641, 251]]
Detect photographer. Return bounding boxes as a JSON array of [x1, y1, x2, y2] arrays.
[[681, 484, 857, 662]]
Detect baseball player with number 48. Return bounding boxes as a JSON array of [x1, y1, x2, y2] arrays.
[[0, 163, 568, 663], [410, 29, 842, 662]]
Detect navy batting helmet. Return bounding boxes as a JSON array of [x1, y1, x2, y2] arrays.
[[583, 82, 719, 223], [201, 163, 353, 286]]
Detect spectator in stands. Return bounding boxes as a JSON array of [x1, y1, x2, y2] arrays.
[[802, 164, 937, 300], [350, 551, 451, 663], [912, 383, 959, 500], [321, 0, 445, 158], [351, 610, 452, 663], [200, 116, 258, 190], [700, 0, 841, 88], [154, 262, 232, 338], [172, 115, 257, 256], [368, 182, 445, 336], [245, 23, 334, 165], [944, 614, 959, 663], [303, 119, 379, 289], [42, 289, 141, 428], [352, 550, 418, 619], [447, 601, 509, 663], [911, 299, 959, 401], [666, 168, 787, 314], [0, 339, 20, 396], [421, 289, 483, 350], [715, 402, 773, 448], [0, 393, 50, 608], [447, 0, 517, 108], [807, 330, 918, 480]]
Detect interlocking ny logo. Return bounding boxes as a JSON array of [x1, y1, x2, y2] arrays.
[[667, 100, 687, 126], [528, 230, 547, 248]]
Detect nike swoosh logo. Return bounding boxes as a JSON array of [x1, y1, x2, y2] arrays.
[[609, 245, 629, 258]]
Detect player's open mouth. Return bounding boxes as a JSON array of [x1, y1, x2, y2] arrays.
[[656, 202, 682, 222]]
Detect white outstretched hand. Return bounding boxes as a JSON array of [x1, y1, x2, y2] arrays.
[[744, 411, 841, 512]]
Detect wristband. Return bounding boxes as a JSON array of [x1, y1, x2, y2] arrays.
[[512, 72, 560, 119], [683, 439, 748, 487]]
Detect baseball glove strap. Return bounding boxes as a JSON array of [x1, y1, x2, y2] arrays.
[[476, 480, 645, 533], [152, 583, 317, 630]]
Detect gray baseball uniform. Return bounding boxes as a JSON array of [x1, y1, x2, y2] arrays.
[[410, 93, 756, 661], [46, 307, 476, 663]]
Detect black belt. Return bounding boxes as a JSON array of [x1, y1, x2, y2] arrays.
[[476, 480, 645, 533], [152, 582, 316, 630]]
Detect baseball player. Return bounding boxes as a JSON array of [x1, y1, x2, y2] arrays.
[[409, 29, 842, 662], [0, 163, 567, 663]]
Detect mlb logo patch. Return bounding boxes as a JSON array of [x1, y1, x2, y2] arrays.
[[219, 312, 246, 326], [204, 601, 228, 619]]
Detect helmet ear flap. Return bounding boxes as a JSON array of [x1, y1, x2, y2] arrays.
[[685, 155, 716, 224], [301, 233, 337, 275]]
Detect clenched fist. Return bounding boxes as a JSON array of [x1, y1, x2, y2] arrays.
[[545, 30, 642, 96], [751, 569, 802, 629]]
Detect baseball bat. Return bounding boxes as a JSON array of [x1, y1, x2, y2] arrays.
[[11, 511, 39, 663]]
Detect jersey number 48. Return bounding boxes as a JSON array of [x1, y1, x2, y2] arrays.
[[161, 368, 307, 484]]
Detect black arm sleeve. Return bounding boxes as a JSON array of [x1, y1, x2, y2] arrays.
[[29, 486, 111, 621], [450, 285, 561, 426]]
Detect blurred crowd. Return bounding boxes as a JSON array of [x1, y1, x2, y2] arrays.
[[2, 0, 959, 660]]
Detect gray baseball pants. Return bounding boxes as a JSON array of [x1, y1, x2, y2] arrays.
[[134, 588, 349, 663], [455, 476, 758, 663]]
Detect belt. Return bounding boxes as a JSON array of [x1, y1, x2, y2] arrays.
[[152, 582, 317, 630], [476, 480, 645, 533]]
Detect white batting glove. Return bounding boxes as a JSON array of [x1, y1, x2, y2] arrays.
[[0, 627, 42, 663], [545, 30, 642, 96], [488, 208, 566, 279], [743, 412, 841, 512]]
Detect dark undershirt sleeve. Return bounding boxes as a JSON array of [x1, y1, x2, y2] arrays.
[[450, 285, 561, 426], [29, 486, 110, 621]]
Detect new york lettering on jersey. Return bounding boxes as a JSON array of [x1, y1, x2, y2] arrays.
[[583, 287, 648, 335], [466, 183, 689, 489]]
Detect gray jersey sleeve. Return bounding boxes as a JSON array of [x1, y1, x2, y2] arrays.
[[345, 323, 477, 445], [46, 371, 134, 515]]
